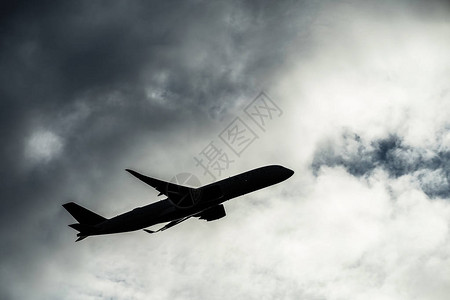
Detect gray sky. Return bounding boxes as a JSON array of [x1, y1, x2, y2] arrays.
[[2, 1, 450, 299]]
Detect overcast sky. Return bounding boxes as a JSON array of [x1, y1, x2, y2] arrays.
[[2, 1, 450, 299]]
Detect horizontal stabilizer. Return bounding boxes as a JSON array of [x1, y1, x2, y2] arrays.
[[76, 235, 88, 242], [63, 202, 106, 225]]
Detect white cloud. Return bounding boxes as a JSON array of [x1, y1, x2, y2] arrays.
[[24, 129, 64, 164], [10, 2, 450, 300], [276, 3, 450, 151], [40, 166, 450, 300]]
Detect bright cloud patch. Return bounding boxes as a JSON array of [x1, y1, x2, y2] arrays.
[[25, 130, 63, 164]]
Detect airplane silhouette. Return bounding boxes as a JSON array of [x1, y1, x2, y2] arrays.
[[63, 165, 294, 241]]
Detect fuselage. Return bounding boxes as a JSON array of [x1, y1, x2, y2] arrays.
[[88, 165, 294, 236]]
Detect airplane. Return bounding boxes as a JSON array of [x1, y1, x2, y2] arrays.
[[63, 165, 294, 241]]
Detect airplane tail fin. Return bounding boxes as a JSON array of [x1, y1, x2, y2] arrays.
[[63, 202, 107, 225], [68, 223, 94, 232], [63, 202, 107, 242]]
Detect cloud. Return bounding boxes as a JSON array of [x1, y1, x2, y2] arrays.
[[311, 133, 450, 198], [2, 0, 450, 299], [24, 129, 64, 164], [0, 1, 319, 299]]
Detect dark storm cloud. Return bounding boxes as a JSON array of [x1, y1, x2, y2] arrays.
[[2, 0, 450, 299], [0, 1, 319, 298], [312, 132, 450, 198], [1, 0, 316, 204]]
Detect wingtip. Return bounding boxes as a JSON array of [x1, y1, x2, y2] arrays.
[[126, 169, 148, 179], [125, 169, 137, 175], [62, 202, 75, 208]]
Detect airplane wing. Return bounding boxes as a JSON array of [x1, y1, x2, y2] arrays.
[[143, 216, 191, 234], [126, 169, 200, 208], [143, 205, 227, 234]]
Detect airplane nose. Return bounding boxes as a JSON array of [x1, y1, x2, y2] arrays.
[[283, 167, 294, 179]]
